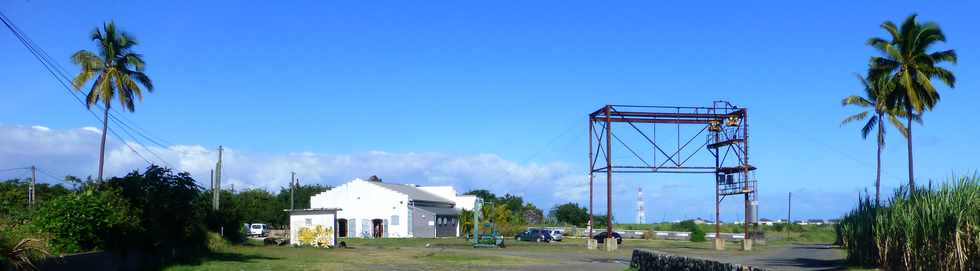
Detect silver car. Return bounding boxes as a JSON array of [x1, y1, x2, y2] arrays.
[[548, 229, 564, 242]]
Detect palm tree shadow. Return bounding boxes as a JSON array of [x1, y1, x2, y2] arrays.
[[760, 258, 847, 271], [151, 252, 281, 270]]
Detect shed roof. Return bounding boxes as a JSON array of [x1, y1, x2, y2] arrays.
[[366, 181, 454, 204], [415, 206, 461, 216]]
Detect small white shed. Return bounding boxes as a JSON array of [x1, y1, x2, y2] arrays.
[[286, 208, 341, 247]]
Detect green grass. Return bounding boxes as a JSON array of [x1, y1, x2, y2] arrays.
[[163, 237, 770, 270]]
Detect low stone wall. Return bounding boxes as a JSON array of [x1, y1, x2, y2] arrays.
[[630, 249, 766, 271]]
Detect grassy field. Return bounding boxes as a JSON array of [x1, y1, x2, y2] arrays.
[[164, 237, 763, 271]]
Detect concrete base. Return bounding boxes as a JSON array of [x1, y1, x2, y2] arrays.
[[587, 239, 598, 250], [742, 238, 753, 251], [604, 238, 618, 251], [714, 238, 725, 250]]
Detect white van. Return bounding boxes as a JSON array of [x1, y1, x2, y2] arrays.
[[249, 223, 270, 237]]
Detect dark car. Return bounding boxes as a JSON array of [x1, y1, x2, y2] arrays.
[[515, 229, 553, 242], [593, 231, 623, 244]]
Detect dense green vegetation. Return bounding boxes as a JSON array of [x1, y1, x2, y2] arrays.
[[0, 165, 275, 269], [838, 176, 979, 270], [459, 190, 544, 237]]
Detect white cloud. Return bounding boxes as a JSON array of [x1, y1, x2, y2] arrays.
[[0, 124, 862, 221], [81, 126, 102, 134], [0, 125, 587, 209]]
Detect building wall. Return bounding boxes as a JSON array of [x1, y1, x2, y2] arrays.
[[411, 206, 436, 238], [435, 215, 458, 237], [311, 179, 412, 237], [289, 211, 337, 247]]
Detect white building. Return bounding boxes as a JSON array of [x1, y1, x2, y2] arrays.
[[309, 178, 478, 238], [287, 208, 340, 247]]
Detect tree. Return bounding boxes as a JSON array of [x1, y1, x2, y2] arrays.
[[549, 203, 589, 227], [0, 179, 71, 219], [592, 214, 614, 229], [842, 74, 915, 205], [867, 14, 956, 190], [274, 184, 331, 226], [70, 21, 154, 181], [32, 188, 139, 253], [464, 189, 496, 203], [96, 165, 208, 256], [520, 203, 544, 225]]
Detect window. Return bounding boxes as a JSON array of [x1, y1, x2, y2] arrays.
[[391, 215, 400, 225], [305, 218, 312, 227]]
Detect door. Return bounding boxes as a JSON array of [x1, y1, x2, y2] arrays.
[[372, 219, 384, 238], [338, 219, 348, 238]]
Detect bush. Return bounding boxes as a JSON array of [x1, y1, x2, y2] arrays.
[[838, 176, 980, 270], [690, 227, 706, 242], [32, 189, 139, 254], [95, 165, 210, 259]]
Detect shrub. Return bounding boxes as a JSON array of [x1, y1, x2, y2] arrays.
[[32, 189, 139, 254], [838, 176, 980, 270], [95, 165, 210, 259], [690, 227, 706, 242]]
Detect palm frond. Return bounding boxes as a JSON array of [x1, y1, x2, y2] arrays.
[[860, 115, 878, 139], [880, 21, 900, 43], [842, 95, 872, 107], [928, 49, 957, 64], [888, 114, 910, 139], [842, 111, 870, 126]]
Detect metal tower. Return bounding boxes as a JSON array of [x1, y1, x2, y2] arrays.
[[636, 187, 645, 224]]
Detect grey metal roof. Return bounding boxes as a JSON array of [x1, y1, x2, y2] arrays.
[[366, 181, 453, 204], [415, 206, 460, 216]]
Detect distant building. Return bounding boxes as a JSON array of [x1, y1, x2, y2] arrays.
[[759, 218, 774, 226], [309, 178, 478, 238]]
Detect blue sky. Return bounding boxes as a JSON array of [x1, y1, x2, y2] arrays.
[[2, 1, 978, 222]]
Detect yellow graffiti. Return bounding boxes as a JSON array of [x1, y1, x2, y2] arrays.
[[297, 225, 334, 248]]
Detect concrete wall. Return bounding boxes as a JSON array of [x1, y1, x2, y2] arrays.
[[630, 249, 766, 271], [289, 211, 337, 246]]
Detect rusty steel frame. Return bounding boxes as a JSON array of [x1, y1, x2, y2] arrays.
[[587, 101, 757, 248]]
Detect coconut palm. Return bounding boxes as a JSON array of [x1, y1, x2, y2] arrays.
[[70, 22, 154, 180], [841, 74, 915, 205], [867, 14, 956, 190]]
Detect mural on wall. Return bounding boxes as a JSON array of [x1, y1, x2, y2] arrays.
[[297, 225, 335, 248]]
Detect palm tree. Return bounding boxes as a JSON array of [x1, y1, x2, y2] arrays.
[[867, 14, 956, 191], [71, 22, 154, 181], [841, 74, 914, 205]]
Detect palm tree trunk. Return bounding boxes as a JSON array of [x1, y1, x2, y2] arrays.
[[876, 116, 883, 206], [97, 102, 109, 181], [906, 107, 914, 192]]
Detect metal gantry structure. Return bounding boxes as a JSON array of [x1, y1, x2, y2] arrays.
[[587, 101, 758, 250]]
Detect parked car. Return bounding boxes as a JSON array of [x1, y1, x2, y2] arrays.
[[249, 223, 270, 237], [515, 229, 553, 242], [547, 229, 564, 242], [593, 231, 622, 244]]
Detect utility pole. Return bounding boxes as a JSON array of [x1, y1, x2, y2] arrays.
[[787, 192, 792, 224], [29, 165, 36, 209], [213, 146, 223, 211], [290, 171, 296, 210]]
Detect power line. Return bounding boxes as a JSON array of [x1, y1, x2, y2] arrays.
[[1, 10, 172, 168]]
